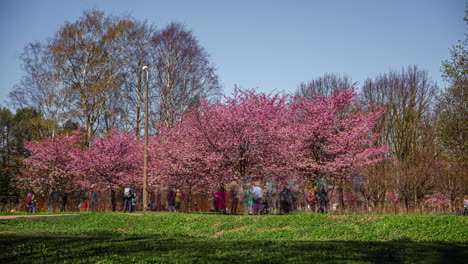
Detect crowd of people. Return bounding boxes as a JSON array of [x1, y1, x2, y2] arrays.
[[134, 181, 329, 215], [24, 185, 468, 215]]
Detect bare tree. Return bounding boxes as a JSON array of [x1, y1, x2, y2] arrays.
[[8, 43, 63, 136], [120, 20, 156, 136], [296, 73, 353, 98], [362, 66, 440, 209], [151, 22, 221, 126]]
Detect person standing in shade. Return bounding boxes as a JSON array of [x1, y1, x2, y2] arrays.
[[252, 182, 263, 215]]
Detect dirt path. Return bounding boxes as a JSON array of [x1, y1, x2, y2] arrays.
[[0, 214, 80, 220]]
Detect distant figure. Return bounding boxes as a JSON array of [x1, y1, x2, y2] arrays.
[[260, 200, 269, 215], [308, 191, 316, 212], [229, 182, 239, 215], [252, 182, 263, 215], [175, 189, 182, 212], [464, 196, 468, 216], [243, 184, 253, 214], [123, 186, 134, 213], [280, 187, 294, 214], [318, 187, 328, 214], [167, 189, 176, 212], [60, 194, 68, 212], [214, 185, 227, 214], [149, 200, 156, 211], [49, 191, 60, 212], [25, 191, 36, 213], [131, 192, 137, 212], [91, 191, 99, 212]]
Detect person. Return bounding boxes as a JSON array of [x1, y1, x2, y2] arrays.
[[148, 200, 156, 211], [46, 195, 52, 212], [243, 183, 253, 214], [131, 193, 137, 212], [280, 186, 294, 214], [463, 196, 468, 216], [90, 190, 99, 212], [307, 190, 316, 212], [25, 191, 36, 213], [252, 182, 263, 215], [260, 200, 269, 215], [175, 189, 182, 212], [167, 189, 176, 212], [49, 190, 60, 212], [60, 194, 68, 212], [123, 186, 134, 213], [318, 186, 328, 214], [266, 182, 278, 213], [229, 182, 239, 215], [213, 185, 227, 214]]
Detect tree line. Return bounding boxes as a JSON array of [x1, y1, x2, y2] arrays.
[[0, 8, 466, 213]]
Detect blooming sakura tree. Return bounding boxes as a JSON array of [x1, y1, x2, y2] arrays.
[[293, 88, 388, 183], [73, 129, 142, 210], [150, 89, 298, 197], [73, 129, 143, 190], [18, 130, 84, 195]]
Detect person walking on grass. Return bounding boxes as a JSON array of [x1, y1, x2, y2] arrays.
[[25, 191, 36, 213], [123, 186, 134, 213]]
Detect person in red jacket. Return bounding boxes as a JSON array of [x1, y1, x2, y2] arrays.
[[213, 185, 227, 214]]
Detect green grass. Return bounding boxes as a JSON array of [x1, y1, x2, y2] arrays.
[[1, 212, 467, 263]]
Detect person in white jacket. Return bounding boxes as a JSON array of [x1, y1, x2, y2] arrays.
[[252, 182, 263, 215]]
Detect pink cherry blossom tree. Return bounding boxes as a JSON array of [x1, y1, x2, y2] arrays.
[[73, 129, 143, 211], [18, 129, 85, 196], [149, 88, 387, 214], [292, 88, 388, 208], [149, 89, 298, 214]]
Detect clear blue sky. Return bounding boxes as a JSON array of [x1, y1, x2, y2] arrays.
[[0, 0, 466, 106]]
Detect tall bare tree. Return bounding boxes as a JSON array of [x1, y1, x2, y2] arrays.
[[120, 20, 156, 136], [8, 43, 62, 136], [151, 22, 221, 126], [362, 66, 440, 208]]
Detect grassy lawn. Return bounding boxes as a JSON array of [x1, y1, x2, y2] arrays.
[[1, 212, 467, 263]]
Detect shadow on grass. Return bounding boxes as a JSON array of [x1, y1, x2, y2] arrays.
[[1, 234, 466, 263]]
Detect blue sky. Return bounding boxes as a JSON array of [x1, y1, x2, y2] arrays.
[[0, 0, 465, 105]]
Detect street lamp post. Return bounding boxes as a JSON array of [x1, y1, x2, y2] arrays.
[[142, 66, 149, 212]]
